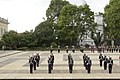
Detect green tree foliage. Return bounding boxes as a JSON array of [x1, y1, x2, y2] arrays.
[[46, 0, 69, 22], [58, 4, 96, 46], [33, 20, 58, 47], [104, 0, 120, 39], [2, 30, 19, 49], [18, 30, 34, 47], [2, 30, 34, 50]]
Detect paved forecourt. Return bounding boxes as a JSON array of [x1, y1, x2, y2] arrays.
[[0, 50, 120, 79]]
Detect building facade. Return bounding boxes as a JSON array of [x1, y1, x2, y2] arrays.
[[0, 17, 9, 40]]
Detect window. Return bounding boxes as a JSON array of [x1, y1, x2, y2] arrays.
[[1, 28, 3, 35]]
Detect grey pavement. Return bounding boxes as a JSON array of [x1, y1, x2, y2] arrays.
[[0, 50, 120, 79]]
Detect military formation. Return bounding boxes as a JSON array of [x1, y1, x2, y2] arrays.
[[99, 53, 113, 73], [83, 54, 92, 73], [28, 45, 115, 74], [106, 46, 120, 53], [29, 53, 40, 74]]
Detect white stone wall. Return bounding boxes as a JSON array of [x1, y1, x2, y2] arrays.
[[0, 17, 8, 40]]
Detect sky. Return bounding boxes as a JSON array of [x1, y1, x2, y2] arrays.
[[0, 0, 110, 33]]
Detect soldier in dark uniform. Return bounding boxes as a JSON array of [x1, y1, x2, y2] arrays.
[[36, 53, 40, 67], [114, 46, 116, 52], [72, 46, 75, 53], [50, 46, 53, 53], [91, 44, 94, 53], [68, 54, 71, 62], [119, 46, 120, 53], [99, 53, 103, 67], [109, 46, 111, 52], [116, 46, 118, 52], [29, 61, 33, 74], [80, 46, 84, 53], [106, 46, 109, 52], [103, 55, 108, 70], [83, 54, 86, 67], [66, 46, 69, 53], [108, 57, 113, 73], [33, 57, 37, 70], [48, 57, 52, 73], [50, 53, 54, 70], [112, 47, 114, 53], [58, 45, 60, 53], [29, 56, 33, 63], [86, 57, 92, 73], [68, 58, 74, 73], [84, 56, 88, 70]]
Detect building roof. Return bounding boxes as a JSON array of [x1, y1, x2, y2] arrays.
[[0, 17, 9, 24]]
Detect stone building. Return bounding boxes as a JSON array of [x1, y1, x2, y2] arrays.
[[0, 17, 9, 40]]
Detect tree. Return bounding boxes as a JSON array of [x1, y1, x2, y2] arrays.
[[57, 4, 96, 46], [33, 20, 58, 47], [46, 0, 69, 23], [91, 32, 105, 49], [104, 0, 120, 40], [18, 30, 34, 48], [2, 30, 19, 49]]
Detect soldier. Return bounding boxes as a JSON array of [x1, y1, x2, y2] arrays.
[[29, 61, 33, 74], [29, 56, 33, 63], [108, 57, 113, 74], [33, 57, 37, 70], [109, 46, 111, 52], [50, 46, 53, 53], [66, 46, 69, 53], [48, 57, 52, 73], [80, 46, 84, 53], [68, 58, 74, 73], [99, 53, 103, 67], [91, 45, 94, 53], [116, 46, 118, 52], [103, 55, 108, 70], [72, 46, 75, 53], [58, 45, 60, 53], [83, 54, 86, 67], [68, 54, 71, 62], [86, 57, 92, 73], [112, 47, 114, 53], [36, 53, 40, 67], [106, 46, 109, 52], [119, 46, 120, 53], [50, 53, 54, 70], [84, 56, 88, 70], [114, 46, 116, 52]]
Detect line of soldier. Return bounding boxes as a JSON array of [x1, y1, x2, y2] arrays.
[[48, 52, 54, 73], [50, 45, 76, 53], [29, 53, 40, 74], [83, 54, 92, 73], [50, 45, 84, 53], [106, 46, 120, 53], [99, 53, 113, 73], [98, 45, 105, 53], [68, 54, 74, 73]]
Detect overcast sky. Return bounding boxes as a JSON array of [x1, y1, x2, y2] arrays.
[[0, 0, 110, 33]]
